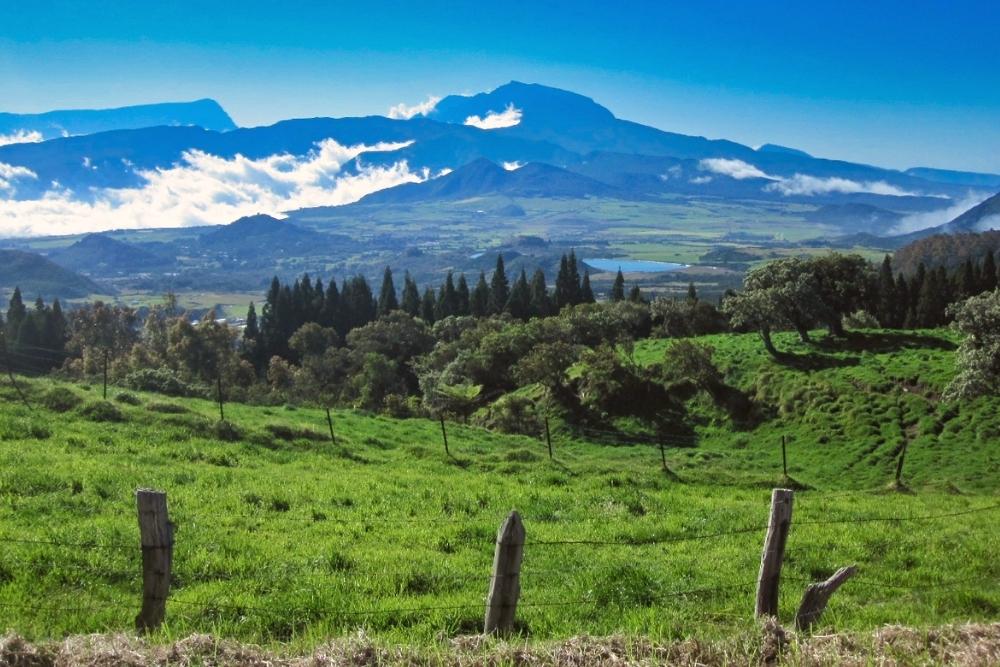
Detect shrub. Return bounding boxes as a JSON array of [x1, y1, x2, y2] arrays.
[[265, 423, 326, 442], [212, 420, 242, 442], [40, 387, 82, 412], [473, 395, 542, 436], [114, 392, 142, 406], [123, 368, 202, 398], [147, 402, 188, 414], [79, 401, 125, 423]]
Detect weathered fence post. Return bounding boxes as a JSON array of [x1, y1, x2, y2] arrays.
[[326, 407, 337, 445], [440, 415, 450, 457], [484, 510, 525, 635], [795, 565, 856, 631], [544, 417, 553, 460], [660, 440, 667, 471], [895, 439, 908, 485], [216, 374, 225, 422], [135, 489, 173, 632], [755, 488, 793, 618], [781, 435, 788, 478], [102, 349, 109, 400]]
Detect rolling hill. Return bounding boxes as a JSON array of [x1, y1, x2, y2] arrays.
[[50, 233, 173, 275], [0, 249, 100, 299]]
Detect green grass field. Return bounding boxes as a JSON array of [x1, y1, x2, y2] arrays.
[[0, 329, 996, 651]]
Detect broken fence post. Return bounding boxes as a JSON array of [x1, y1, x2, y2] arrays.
[[755, 488, 794, 618], [795, 565, 857, 631], [484, 510, 525, 635]]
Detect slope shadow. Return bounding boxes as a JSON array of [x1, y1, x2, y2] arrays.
[[815, 331, 956, 354]]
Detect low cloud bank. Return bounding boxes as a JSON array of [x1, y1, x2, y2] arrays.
[[387, 96, 440, 120], [0, 139, 424, 237], [465, 104, 522, 130], [697, 158, 922, 197], [0, 130, 44, 147], [890, 193, 991, 235]]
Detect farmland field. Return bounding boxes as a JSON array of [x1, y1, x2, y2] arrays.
[[0, 329, 996, 651]]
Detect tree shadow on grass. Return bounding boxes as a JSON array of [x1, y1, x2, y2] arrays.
[[772, 351, 860, 371], [816, 331, 957, 354]]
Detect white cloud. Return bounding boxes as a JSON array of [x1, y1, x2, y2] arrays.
[[0, 130, 43, 147], [464, 104, 522, 130], [0, 162, 38, 193], [765, 174, 918, 197], [976, 214, 1000, 232], [659, 165, 683, 181], [890, 193, 991, 235], [699, 158, 773, 180], [0, 139, 425, 237], [387, 95, 441, 120], [689, 175, 713, 185], [502, 161, 524, 171]]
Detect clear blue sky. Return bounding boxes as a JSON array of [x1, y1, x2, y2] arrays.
[[2, 1, 999, 172]]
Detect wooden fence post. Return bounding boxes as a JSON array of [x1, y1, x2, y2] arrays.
[[795, 565, 856, 631], [326, 407, 337, 446], [484, 511, 525, 635], [103, 349, 109, 400], [440, 415, 450, 456], [781, 435, 788, 478], [135, 489, 173, 632], [544, 417, 552, 460], [755, 488, 793, 618], [895, 440, 909, 485], [216, 374, 225, 422]]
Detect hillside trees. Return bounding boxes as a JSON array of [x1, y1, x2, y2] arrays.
[[944, 288, 1000, 400]]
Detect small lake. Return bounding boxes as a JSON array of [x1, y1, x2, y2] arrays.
[[582, 258, 687, 273]]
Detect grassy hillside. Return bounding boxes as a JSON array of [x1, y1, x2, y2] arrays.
[[0, 328, 995, 649]]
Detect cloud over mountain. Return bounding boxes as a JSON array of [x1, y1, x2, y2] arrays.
[[387, 96, 441, 120], [464, 104, 522, 130], [0, 139, 425, 236], [0, 130, 44, 147]]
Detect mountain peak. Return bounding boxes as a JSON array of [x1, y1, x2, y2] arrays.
[[430, 81, 616, 129]]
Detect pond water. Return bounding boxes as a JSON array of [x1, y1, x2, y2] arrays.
[[582, 258, 687, 273]]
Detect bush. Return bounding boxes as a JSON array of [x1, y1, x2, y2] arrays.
[[147, 402, 189, 414], [79, 401, 126, 423], [123, 368, 202, 398], [474, 395, 542, 436], [212, 420, 243, 442], [844, 309, 879, 329], [40, 387, 82, 413], [265, 423, 326, 442], [114, 391, 142, 405]]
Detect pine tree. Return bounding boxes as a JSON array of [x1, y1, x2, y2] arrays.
[[916, 269, 944, 327], [877, 255, 897, 327], [471, 272, 490, 317], [50, 299, 66, 352], [958, 258, 977, 298], [456, 274, 470, 316], [506, 269, 531, 320], [554, 254, 572, 309], [489, 255, 509, 314], [321, 278, 341, 328], [611, 269, 626, 302], [628, 284, 644, 303], [567, 250, 582, 305], [341, 275, 375, 333], [6, 287, 26, 341], [436, 272, 459, 319], [401, 272, 421, 316], [420, 287, 437, 323], [580, 271, 595, 304], [243, 302, 260, 344], [686, 282, 698, 303], [529, 268, 551, 317], [377, 266, 399, 317], [981, 251, 998, 293]]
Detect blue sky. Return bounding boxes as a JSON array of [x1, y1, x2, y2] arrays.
[[2, 1, 999, 172]]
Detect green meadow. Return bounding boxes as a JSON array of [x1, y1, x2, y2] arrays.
[[0, 328, 996, 649]]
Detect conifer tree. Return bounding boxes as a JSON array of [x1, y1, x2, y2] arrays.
[[611, 269, 626, 302], [580, 270, 595, 304], [377, 266, 399, 317], [567, 250, 582, 305], [437, 272, 459, 319], [321, 278, 341, 328], [489, 255, 510, 314], [554, 254, 572, 309], [686, 281, 698, 303], [628, 284, 644, 303], [471, 272, 490, 317], [877, 255, 897, 327], [958, 258, 977, 298], [6, 287, 25, 341], [529, 268, 551, 317], [506, 269, 532, 320], [456, 274, 470, 316], [420, 287, 437, 323], [401, 271, 421, 316], [982, 251, 998, 293]]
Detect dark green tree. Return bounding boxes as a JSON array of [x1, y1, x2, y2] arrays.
[[982, 251, 998, 293], [506, 269, 532, 320], [529, 268, 552, 317], [489, 255, 510, 314], [420, 287, 437, 323], [470, 272, 490, 317], [377, 266, 399, 317], [456, 274, 470, 316], [611, 269, 626, 302], [580, 270, 595, 304], [628, 284, 644, 303], [401, 272, 421, 316]]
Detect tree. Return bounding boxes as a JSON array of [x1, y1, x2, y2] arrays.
[[505, 269, 532, 320], [470, 272, 490, 317], [982, 251, 998, 293], [628, 284, 644, 303], [377, 267, 399, 317], [456, 274, 470, 316], [288, 322, 339, 359], [580, 271, 595, 304], [611, 269, 626, 302], [877, 255, 897, 327], [241, 302, 265, 372], [945, 288, 1000, 399], [420, 287, 437, 323], [436, 272, 459, 319], [5, 287, 26, 342], [529, 269, 552, 317], [401, 272, 421, 316], [686, 282, 698, 303], [489, 255, 509, 314], [808, 253, 874, 336]]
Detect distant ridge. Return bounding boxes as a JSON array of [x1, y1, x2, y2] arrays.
[[0, 99, 236, 141], [51, 233, 172, 275], [0, 249, 100, 298]]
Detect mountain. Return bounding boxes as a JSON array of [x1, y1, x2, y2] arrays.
[[50, 234, 172, 275], [0, 249, 100, 298], [0, 99, 236, 141], [893, 230, 1000, 275], [198, 213, 335, 255], [904, 167, 1000, 189], [358, 159, 622, 204], [757, 143, 812, 159], [937, 191, 1000, 233]]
